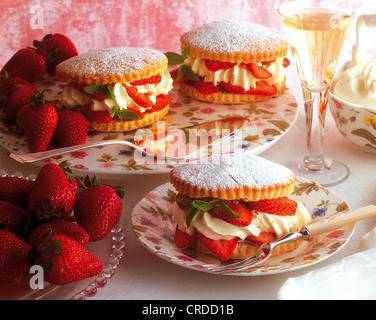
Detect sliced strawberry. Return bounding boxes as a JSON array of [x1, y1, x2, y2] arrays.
[[175, 193, 193, 210], [123, 84, 154, 109], [130, 74, 162, 86], [205, 60, 235, 72], [221, 81, 246, 94], [150, 94, 172, 112], [74, 84, 107, 101], [282, 57, 290, 68], [249, 197, 298, 216], [197, 232, 238, 261], [221, 81, 277, 96], [170, 68, 187, 84], [247, 63, 272, 79], [248, 81, 277, 96], [209, 200, 253, 227], [191, 79, 219, 95], [79, 105, 113, 123], [247, 232, 274, 245], [174, 225, 197, 249]]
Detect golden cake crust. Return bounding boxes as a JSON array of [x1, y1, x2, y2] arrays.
[[88, 105, 169, 132], [181, 20, 288, 63], [195, 238, 303, 260], [179, 78, 286, 104], [170, 153, 296, 202], [56, 47, 168, 85]]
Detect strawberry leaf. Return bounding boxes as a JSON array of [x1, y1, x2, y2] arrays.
[[111, 107, 141, 120], [84, 85, 115, 99]]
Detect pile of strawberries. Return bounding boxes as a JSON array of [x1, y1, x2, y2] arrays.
[[0, 161, 124, 286], [0, 33, 87, 153]]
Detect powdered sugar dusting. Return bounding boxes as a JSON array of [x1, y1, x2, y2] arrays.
[[181, 20, 286, 55], [172, 153, 294, 190], [56, 47, 167, 77]]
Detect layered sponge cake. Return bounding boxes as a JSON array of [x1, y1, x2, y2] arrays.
[[170, 153, 311, 261], [168, 20, 290, 104], [56, 47, 173, 132]]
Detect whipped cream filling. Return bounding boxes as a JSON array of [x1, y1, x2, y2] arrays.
[[183, 56, 285, 91], [333, 61, 376, 106], [61, 72, 173, 113], [171, 199, 311, 241]]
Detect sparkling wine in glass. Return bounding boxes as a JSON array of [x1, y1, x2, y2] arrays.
[[278, 0, 354, 187]]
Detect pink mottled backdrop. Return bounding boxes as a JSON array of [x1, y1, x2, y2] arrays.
[[1, 0, 375, 67]]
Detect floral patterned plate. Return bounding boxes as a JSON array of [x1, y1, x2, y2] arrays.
[[132, 177, 354, 276], [0, 75, 298, 178]]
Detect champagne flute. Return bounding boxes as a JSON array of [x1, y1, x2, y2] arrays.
[[278, 0, 354, 187]]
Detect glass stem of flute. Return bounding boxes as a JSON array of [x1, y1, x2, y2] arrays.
[[301, 84, 330, 171]]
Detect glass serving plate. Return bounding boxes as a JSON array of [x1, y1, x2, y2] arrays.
[[0, 171, 126, 300]]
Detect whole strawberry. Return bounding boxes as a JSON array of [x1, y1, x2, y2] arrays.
[[0, 201, 31, 238], [0, 70, 32, 99], [0, 176, 34, 208], [4, 84, 38, 120], [20, 92, 58, 152], [27, 219, 89, 247], [37, 234, 102, 285], [38, 34, 78, 74], [28, 163, 76, 218], [0, 230, 32, 284], [74, 176, 123, 241], [1, 48, 46, 83], [54, 109, 88, 147]]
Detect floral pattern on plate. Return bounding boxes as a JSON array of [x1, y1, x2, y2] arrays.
[[131, 178, 354, 276], [0, 75, 298, 177]]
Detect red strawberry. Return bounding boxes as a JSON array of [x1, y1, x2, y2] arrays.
[[130, 74, 162, 86], [174, 225, 197, 249], [74, 178, 123, 242], [249, 197, 298, 216], [205, 60, 235, 72], [73, 83, 107, 101], [197, 232, 238, 261], [54, 109, 88, 147], [39, 33, 78, 74], [191, 79, 219, 95], [27, 219, 89, 247], [221, 81, 277, 96], [175, 193, 194, 210], [282, 57, 290, 68], [4, 84, 38, 120], [149, 94, 172, 112], [0, 70, 32, 99], [220, 81, 245, 94], [0, 230, 32, 284], [79, 105, 113, 123], [247, 232, 274, 245], [170, 68, 187, 84], [20, 92, 58, 152], [0, 176, 34, 208], [0, 201, 31, 237], [1, 48, 46, 83], [28, 163, 76, 218], [37, 234, 102, 285], [247, 63, 272, 79], [123, 84, 154, 109], [210, 200, 253, 226]]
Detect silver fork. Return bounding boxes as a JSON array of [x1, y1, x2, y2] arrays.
[[203, 205, 376, 274], [204, 229, 310, 273]]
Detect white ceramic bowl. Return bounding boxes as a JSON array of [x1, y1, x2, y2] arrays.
[[329, 62, 376, 154]]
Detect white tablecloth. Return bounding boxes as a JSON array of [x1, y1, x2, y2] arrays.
[[1, 78, 376, 301]]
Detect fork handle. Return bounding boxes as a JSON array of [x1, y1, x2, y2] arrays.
[[306, 205, 376, 237]]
